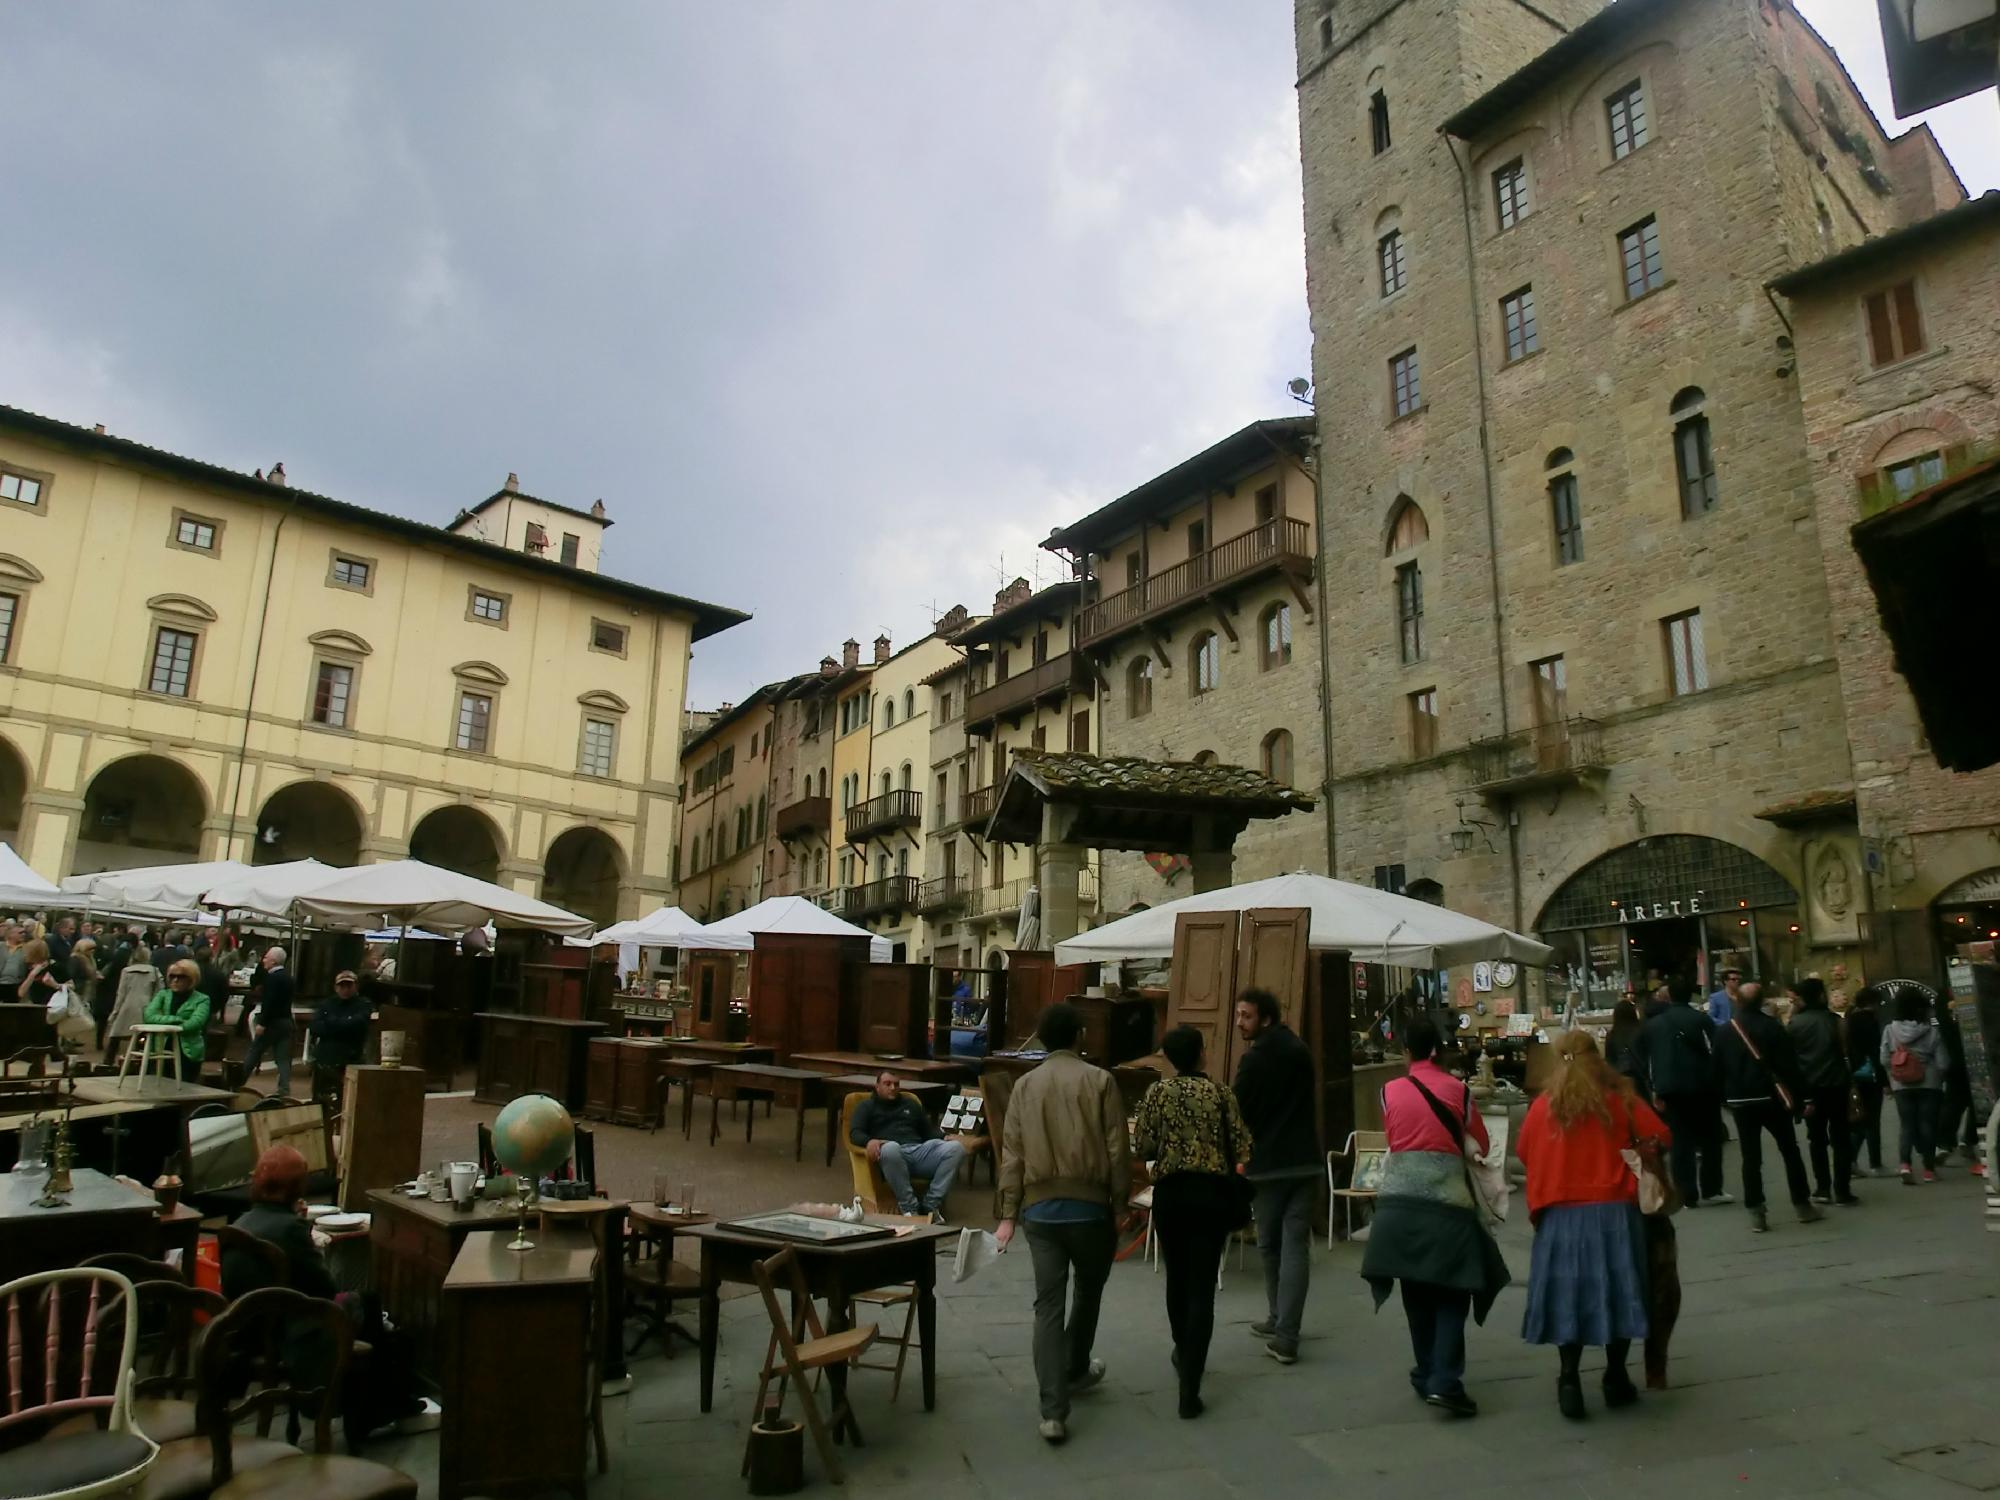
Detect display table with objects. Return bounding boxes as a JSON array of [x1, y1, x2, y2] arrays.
[[0, 1168, 194, 1283]]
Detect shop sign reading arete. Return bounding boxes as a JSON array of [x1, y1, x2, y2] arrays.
[[1613, 896, 1704, 923]]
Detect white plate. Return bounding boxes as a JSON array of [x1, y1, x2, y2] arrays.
[[317, 1213, 369, 1233]]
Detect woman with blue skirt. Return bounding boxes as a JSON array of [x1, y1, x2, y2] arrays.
[[1517, 1029, 1671, 1419]]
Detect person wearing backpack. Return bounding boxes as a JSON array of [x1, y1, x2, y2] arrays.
[[1881, 987, 1945, 1184]]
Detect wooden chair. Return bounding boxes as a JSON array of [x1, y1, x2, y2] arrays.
[[214, 1227, 290, 1294], [475, 1121, 496, 1177], [191, 1286, 415, 1499], [0, 1267, 160, 1500], [844, 1286, 918, 1403], [74, 1257, 219, 1446], [742, 1247, 877, 1485], [1326, 1130, 1389, 1241], [841, 1093, 933, 1213]]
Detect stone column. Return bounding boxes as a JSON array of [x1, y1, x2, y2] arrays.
[[1190, 848, 1234, 894], [1037, 841, 1085, 946]]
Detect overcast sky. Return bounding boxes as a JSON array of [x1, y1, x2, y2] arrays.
[[3, 3, 1994, 707]]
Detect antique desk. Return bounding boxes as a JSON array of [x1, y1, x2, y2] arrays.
[[474, 1013, 605, 1110], [790, 1050, 971, 1084], [658, 1057, 716, 1139], [65, 1075, 231, 1180], [706, 1063, 828, 1160], [0, 1168, 194, 1283], [661, 1038, 775, 1067], [438, 1233, 598, 1500], [821, 1075, 955, 1166], [687, 1216, 957, 1416]]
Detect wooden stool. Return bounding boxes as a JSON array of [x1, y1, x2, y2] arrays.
[[119, 1024, 184, 1083]]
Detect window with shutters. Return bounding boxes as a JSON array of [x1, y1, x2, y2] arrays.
[[1260, 603, 1293, 669], [1408, 688, 1438, 759], [1606, 80, 1650, 159], [1663, 610, 1708, 697], [1395, 562, 1424, 664], [1619, 216, 1666, 300], [1378, 229, 1407, 297], [1190, 633, 1219, 696], [1389, 347, 1421, 418], [1670, 387, 1718, 518], [1547, 450, 1583, 564], [1385, 496, 1428, 554], [1500, 286, 1539, 362], [589, 619, 628, 656], [1127, 656, 1153, 719], [1530, 655, 1567, 726], [1863, 281, 1927, 368], [1260, 729, 1294, 787], [559, 532, 580, 566], [1493, 158, 1529, 229]]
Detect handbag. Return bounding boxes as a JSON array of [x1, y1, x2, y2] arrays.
[[1407, 1074, 1509, 1224], [1213, 1080, 1255, 1232], [1621, 1103, 1683, 1217], [1730, 1017, 1797, 1113]]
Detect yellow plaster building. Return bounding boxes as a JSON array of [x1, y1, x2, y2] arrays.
[[0, 406, 745, 925]]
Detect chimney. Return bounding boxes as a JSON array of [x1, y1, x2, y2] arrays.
[[994, 576, 1032, 613], [268, 462, 287, 487], [874, 633, 892, 664], [589, 499, 606, 520], [820, 655, 839, 678], [502, 471, 520, 494], [718, 701, 734, 715], [939, 603, 970, 634], [92, 423, 105, 435], [841, 639, 860, 670]]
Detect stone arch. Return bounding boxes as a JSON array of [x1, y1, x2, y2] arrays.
[[306, 629, 373, 657], [1530, 829, 1798, 935], [0, 554, 44, 587], [542, 825, 627, 928], [144, 593, 217, 623], [409, 802, 506, 884], [252, 779, 365, 867], [0, 732, 27, 848], [1384, 495, 1429, 555], [76, 753, 209, 874]]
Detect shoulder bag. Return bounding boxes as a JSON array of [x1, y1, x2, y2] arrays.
[[1730, 1017, 1797, 1113], [1212, 1080, 1255, 1231], [1407, 1074, 1509, 1224], [1619, 1098, 1682, 1217]]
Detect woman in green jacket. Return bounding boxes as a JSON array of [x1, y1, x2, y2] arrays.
[[143, 958, 211, 1079]]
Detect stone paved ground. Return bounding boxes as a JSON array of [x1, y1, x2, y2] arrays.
[[374, 1096, 2000, 1498]]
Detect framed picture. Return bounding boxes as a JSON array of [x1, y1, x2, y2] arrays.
[[1472, 962, 1493, 993], [720, 1212, 894, 1245]]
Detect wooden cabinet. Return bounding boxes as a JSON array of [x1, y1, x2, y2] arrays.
[[748, 935, 865, 1063], [854, 962, 931, 1056], [1003, 950, 1088, 1050], [685, 952, 736, 1041], [475, 1014, 605, 1109], [584, 1039, 619, 1121], [581, 1038, 670, 1126]]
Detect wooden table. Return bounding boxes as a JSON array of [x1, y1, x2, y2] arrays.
[[67, 1075, 232, 1180], [537, 1196, 630, 1383], [438, 1233, 597, 1500], [474, 1013, 606, 1110], [707, 1064, 828, 1160], [822, 1076, 956, 1167], [657, 1057, 714, 1139], [69, 1076, 232, 1106], [0, 1168, 191, 1283], [790, 1050, 972, 1084], [661, 1038, 775, 1067], [368, 1188, 530, 1373], [688, 1217, 957, 1417], [625, 1201, 711, 1356]]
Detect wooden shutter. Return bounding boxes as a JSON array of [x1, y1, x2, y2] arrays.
[[1235, 908, 1311, 1079], [1070, 709, 1090, 751], [1864, 291, 1895, 366], [1167, 911, 1240, 1076], [1893, 281, 1926, 357]]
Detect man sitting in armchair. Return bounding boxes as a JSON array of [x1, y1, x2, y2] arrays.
[[850, 1070, 966, 1223]]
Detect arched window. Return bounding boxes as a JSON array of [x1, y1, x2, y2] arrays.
[[883, 698, 894, 730], [1260, 603, 1293, 669], [1192, 750, 1219, 767], [1671, 387, 1717, 518], [1370, 88, 1391, 154], [1190, 632, 1219, 696], [899, 761, 912, 793], [1128, 656, 1154, 719], [879, 770, 892, 798], [755, 795, 767, 841], [1376, 209, 1407, 298], [903, 689, 915, 720], [1386, 495, 1429, 554], [1547, 449, 1582, 565], [817, 767, 828, 798], [1261, 729, 1294, 787]]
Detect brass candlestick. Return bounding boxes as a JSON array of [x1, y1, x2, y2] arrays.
[[507, 1179, 539, 1252], [33, 1061, 78, 1207]]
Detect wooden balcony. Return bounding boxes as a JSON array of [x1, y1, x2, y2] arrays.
[[1466, 716, 1608, 795], [914, 875, 969, 915], [773, 793, 830, 843], [957, 785, 997, 834], [844, 789, 922, 843], [1077, 516, 1312, 650], [964, 652, 1091, 734], [965, 875, 1031, 922], [853, 876, 919, 918]]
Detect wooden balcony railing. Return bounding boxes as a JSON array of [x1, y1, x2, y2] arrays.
[[964, 652, 1090, 733], [854, 876, 919, 917], [1466, 716, 1608, 794], [844, 789, 922, 843], [958, 785, 997, 833], [1078, 516, 1312, 649], [773, 794, 830, 843], [914, 875, 970, 914]]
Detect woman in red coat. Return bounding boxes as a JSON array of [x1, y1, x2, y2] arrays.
[[1517, 1029, 1671, 1419]]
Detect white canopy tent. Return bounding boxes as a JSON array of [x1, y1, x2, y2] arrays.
[[286, 859, 595, 938], [199, 860, 345, 922], [593, 905, 706, 948], [0, 842, 60, 911], [1052, 871, 1554, 969], [692, 896, 893, 963], [61, 860, 254, 920]]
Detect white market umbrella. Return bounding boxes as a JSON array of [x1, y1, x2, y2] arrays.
[[200, 860, 344, 921], [288, 858, 595, 938], [692, 895, 894, 962], [0, 841, 61, 911], [594, 905, 706, 948], [62, 860, 253, 915], [1052, 870, 1554, 969]]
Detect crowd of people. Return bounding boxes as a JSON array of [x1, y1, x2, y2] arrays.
[[993, 971, 1986, 1439]]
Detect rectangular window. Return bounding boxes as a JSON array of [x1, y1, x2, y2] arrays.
[[1255, 484, 1278, 526], [1864, 281, 1927, 368], [1886, 451, 1945, 498], [148, 627, 197, 697], [1187, 519, 1206, 560], [1395, 561, 1424, 664], [1619, 217, 1666, 300], [1664, 610, 1708, 697], [174, 515, 218, 552], [1390, 347, 1421, 418], [580, 717, 616, 777], [1500, 286, 1539, 362], [1378, 229, 1407, 296], [1493, 158, 1529, 229], [329, 555, 371, 590], [470, 590, 506, 623], [1607, 80, 1650, 159], [560, 532, 580, 567], [311, 661, 354, 728], [1530, 655, 1567, 725], [1125, 552, 1142, 587], [1674, 407, 1718, 518], [590, 618, 628, 654], [1370, 90, 1391, 154], [0, 592, 17, 664], [455, 690, 493, 753], [1409, 688, 1438, 759], [1550, 471, 1583, 565], [939, 691, 953, 721], [0, 470, 44, 509]]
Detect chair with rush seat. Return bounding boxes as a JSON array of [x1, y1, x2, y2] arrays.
[[743, 1248, 878, 1485]]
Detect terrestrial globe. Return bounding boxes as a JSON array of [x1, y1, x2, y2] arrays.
[[490, 1093, 575, 1181]]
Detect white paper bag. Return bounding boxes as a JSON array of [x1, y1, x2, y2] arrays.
[[953, 1227, 1001, 1283]]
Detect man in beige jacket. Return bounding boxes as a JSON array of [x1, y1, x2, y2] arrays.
[[995, 1002, 1132, 1444]]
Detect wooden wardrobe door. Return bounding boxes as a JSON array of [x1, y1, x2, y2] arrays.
[[1167, 911, 1239, 1074]]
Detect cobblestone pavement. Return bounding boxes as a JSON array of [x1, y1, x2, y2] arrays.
[[374, 1095, 2000, 1497]]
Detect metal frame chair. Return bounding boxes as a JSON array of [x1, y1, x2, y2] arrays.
[[1326, 1130, 1389, 1241]]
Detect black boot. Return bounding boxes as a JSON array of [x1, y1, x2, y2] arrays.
[[1557, 1377, 1587, 1420]]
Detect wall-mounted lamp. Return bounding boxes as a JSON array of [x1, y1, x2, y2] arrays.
[[1450, 800, 1497, 855]]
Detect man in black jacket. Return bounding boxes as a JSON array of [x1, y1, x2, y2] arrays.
[[1232, 988, 1318, 1365], [1716, 982, 1821, 1232], [1634, 985, 1731, 1208], [242, 946, 296, 1097], [1786, 977, 1856, 1205], [849, 1070, 964, 1221]]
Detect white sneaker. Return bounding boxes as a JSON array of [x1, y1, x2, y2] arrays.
[[1699, 1193, 1736, 1207], [1038, 1418, 1067, 1444], [394, 1398, 442, 1434], [1069, 1359, 1107, 1393]]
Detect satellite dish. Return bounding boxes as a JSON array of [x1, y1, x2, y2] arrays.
[[1287, 377, 1312, 397]]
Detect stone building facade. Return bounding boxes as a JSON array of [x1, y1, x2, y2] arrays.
[[677, 686, 782, 921], [1293, 0, 1963, 1000], [763, 666, 837, 903], [1774, 196, 2000, 980], [1043, 419, 1324, 919]]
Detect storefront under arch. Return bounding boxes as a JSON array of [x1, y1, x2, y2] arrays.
[[1536, 834, 1801, 1008]]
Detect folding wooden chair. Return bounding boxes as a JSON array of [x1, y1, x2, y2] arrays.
[[845, 1286, 918, 1403], [742, 1247, 878, 1485]]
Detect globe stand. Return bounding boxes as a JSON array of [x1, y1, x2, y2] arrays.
[[508, 1180, 538, 1253]]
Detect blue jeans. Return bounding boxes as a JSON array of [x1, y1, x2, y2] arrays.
[[877, 1138, 964, 1213], [243, 1020, 293, 1097], [1401, 1281, 1470, 1398], [1253, 1175, 1314, 1353]]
